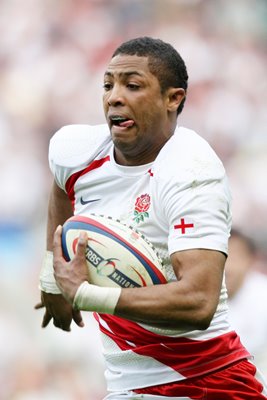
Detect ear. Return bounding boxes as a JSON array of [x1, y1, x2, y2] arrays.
[[166, 88, 186, 113]]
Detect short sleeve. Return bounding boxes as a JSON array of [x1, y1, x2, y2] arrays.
[[48, 124, 110, 191], [164, 174, 232, 256], [153, 127, 232, 256]]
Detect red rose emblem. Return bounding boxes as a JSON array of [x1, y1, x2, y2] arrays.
[[135, 194, 151, 213]]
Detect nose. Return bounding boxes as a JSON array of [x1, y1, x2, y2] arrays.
[[107, 84, 125, 107]]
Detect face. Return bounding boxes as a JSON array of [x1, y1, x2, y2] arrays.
[[103, 54, 178, 165]]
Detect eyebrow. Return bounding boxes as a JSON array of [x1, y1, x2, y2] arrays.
[[104, 71, 144, 78]]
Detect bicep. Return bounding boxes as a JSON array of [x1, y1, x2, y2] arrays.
[[170, 248, 226, 323], [46, 180, 73, 250]]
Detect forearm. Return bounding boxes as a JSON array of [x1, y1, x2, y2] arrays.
[[46, 180, 73, 250], [73, 279, 214, 330], [114, 250, 225, 329], [115, 281, 213, 330], [40, 180, 73, 293], [55, 232, 224, 331]]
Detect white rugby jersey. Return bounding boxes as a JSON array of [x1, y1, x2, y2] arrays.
[[49, 124, 249, 391]]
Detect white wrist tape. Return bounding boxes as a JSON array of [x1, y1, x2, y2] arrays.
[[73, 281, 121, 314], [39, 250, 61, 294]]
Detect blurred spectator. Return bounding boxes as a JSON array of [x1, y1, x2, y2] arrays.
[[225, 228, 267, 375]]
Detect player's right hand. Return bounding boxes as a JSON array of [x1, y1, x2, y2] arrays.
[[35, 291, 84, 331]]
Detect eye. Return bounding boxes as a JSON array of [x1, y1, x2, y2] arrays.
[[127, 83, 140, 90], [103, 83, 113, 91]]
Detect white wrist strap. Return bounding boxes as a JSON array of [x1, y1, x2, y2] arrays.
[[73, 281, 121, 314], [39, 250, 61, 294]]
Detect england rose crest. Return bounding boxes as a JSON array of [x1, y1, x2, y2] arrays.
[[133, 194, 151, 223]]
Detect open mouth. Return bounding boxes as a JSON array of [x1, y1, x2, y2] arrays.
[[110, 116, 135, 128]]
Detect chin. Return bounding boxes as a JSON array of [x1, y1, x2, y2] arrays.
[[113, 138, 134, 152], [111, 131, 135, 146]]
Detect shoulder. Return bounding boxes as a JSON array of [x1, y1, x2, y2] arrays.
[[154, 126, 226, 182], [49, 124, 111, 168]]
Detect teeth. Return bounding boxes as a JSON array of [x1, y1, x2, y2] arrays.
[[111, 116, 127, 121]]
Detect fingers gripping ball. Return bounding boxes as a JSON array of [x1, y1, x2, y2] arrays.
[[61, 215, 167, 289]]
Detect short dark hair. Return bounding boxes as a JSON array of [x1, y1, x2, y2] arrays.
[[112, 36, 188, 115]]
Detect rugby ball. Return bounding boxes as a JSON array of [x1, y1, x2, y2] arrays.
[[61, 214, 167, 288]]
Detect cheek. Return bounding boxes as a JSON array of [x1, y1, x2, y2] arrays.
[[102, 95, 109, 112], [140, 102, 165, 128]]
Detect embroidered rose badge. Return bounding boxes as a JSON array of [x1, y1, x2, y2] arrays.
[[133, 194, 151, 223]]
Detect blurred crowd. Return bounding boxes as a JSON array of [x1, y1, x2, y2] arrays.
[[0, 0, 266, 398]]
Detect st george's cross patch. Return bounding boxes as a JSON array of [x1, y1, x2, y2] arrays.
[[174, 218, 195, 234]]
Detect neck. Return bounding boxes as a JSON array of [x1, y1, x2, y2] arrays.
[[114, 133, 174, 166], [114, 150, 156, 166]]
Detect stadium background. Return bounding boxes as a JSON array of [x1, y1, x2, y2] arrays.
[[0, 0, 266, 398]]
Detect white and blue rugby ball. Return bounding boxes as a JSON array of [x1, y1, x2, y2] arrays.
[[61, 214, 167, 289]]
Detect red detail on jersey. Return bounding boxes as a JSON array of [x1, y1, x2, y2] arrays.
[[65, 156, 110, 210], [174, 218, 194, 234], [135, 360, 265, 398], [94, 313, 250, 379], [135, 194, 151, 213], [133, 194, 151, 223], [148, 168, 154, 177]]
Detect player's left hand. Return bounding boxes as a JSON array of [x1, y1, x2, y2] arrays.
[[53, 225, 89, 304], [35, 292, 84, 331]]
